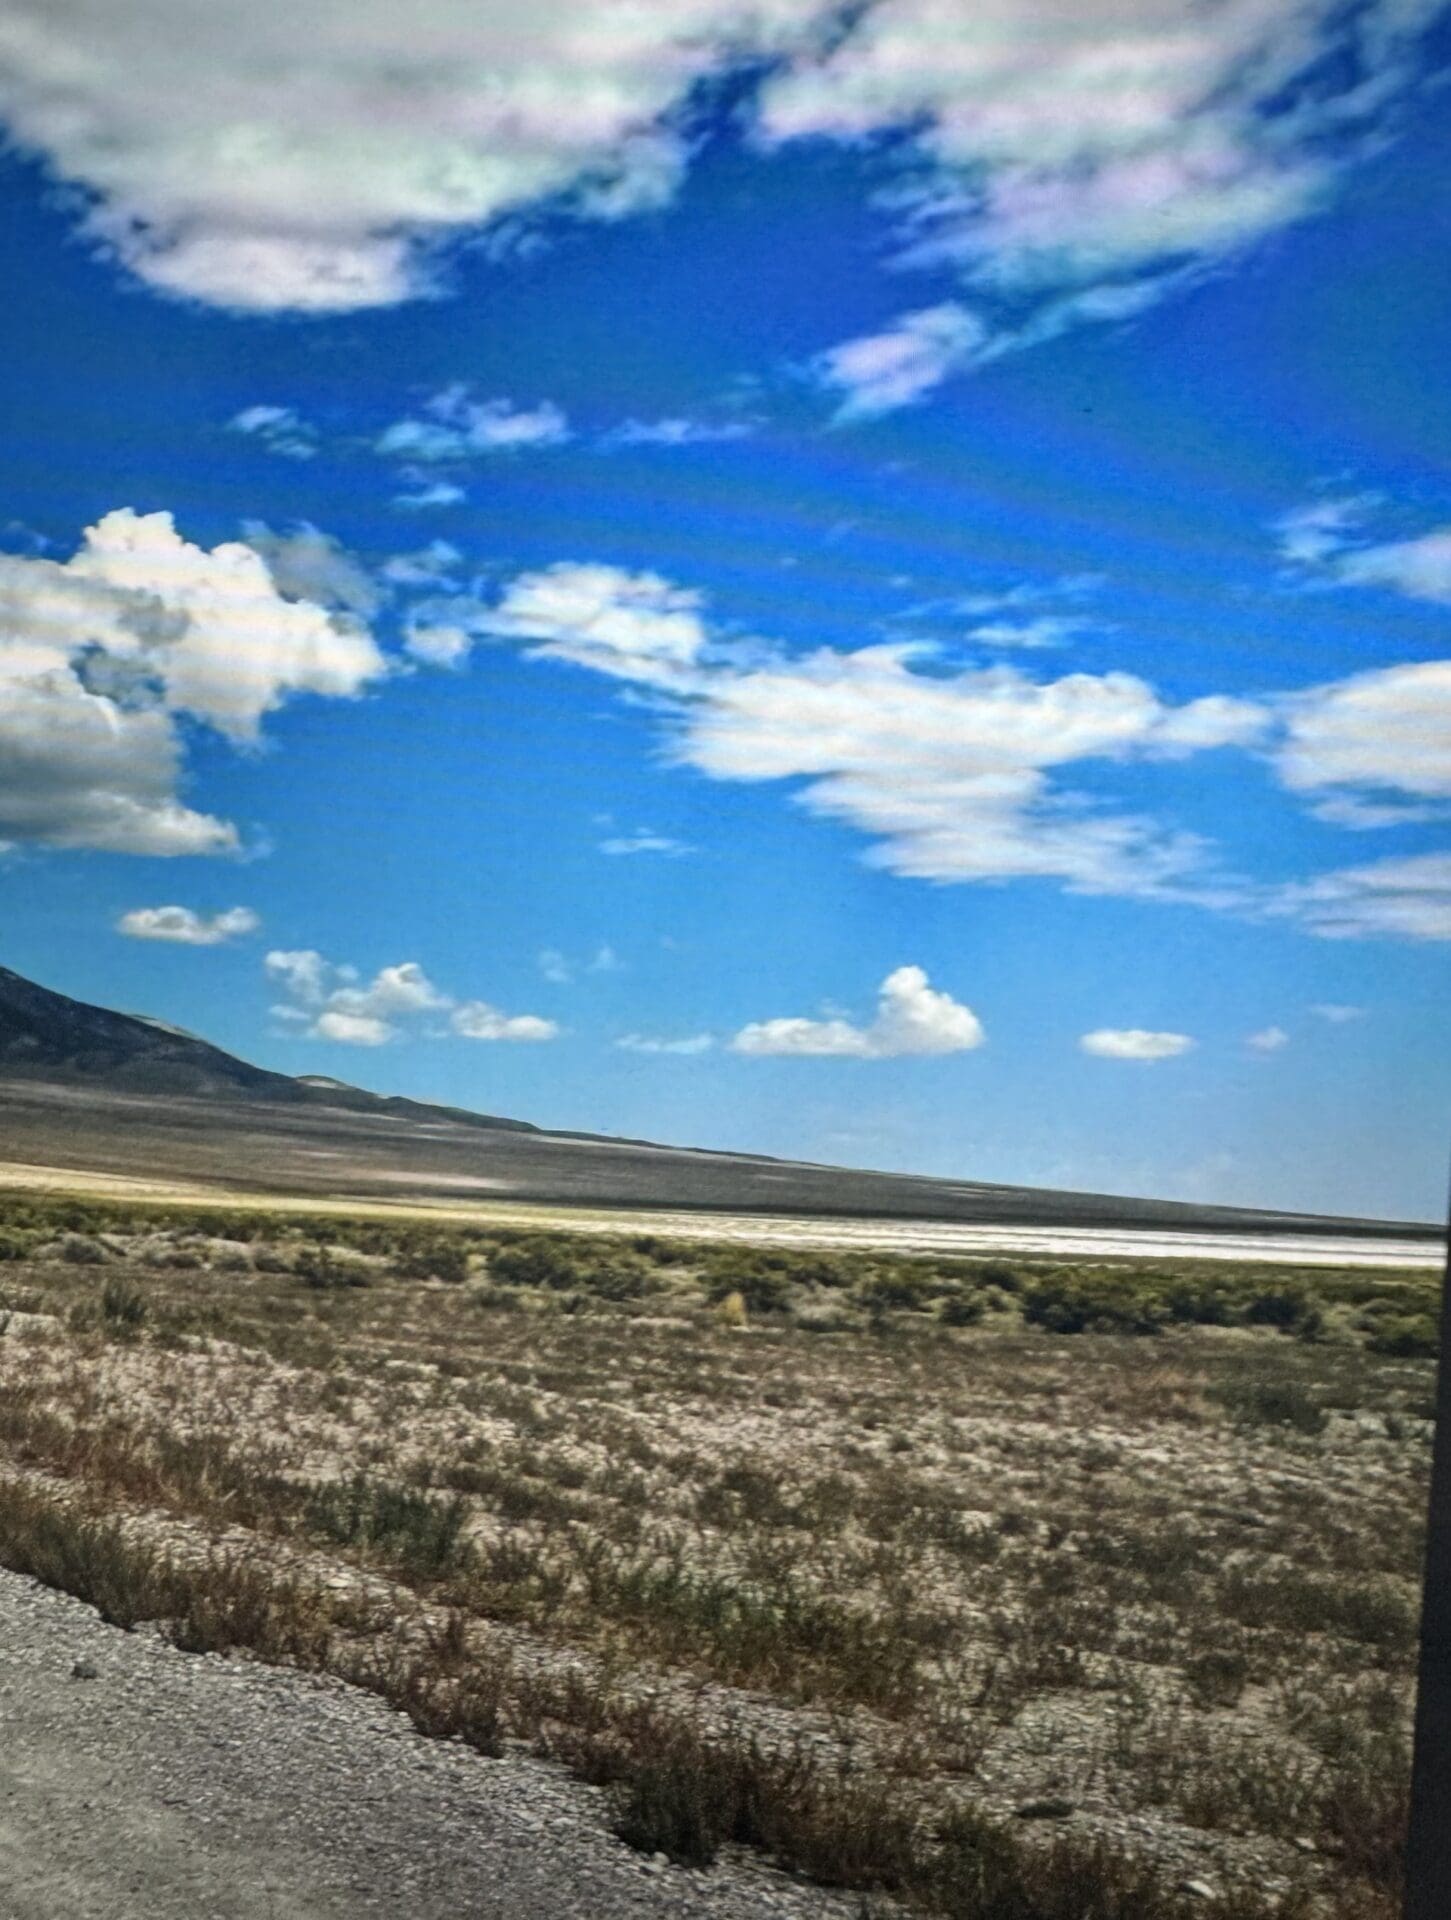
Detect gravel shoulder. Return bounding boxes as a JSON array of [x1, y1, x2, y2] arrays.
[[0, 1567, 856, 1920]]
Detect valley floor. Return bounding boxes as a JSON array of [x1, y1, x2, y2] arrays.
[[0, 1191, 1440, 1919]]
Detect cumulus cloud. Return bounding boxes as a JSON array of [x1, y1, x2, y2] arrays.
[[378, 390, 570, 461], [117, 905, 260, 945], [1311, 1002, 1363, 1023], [1079, 1027, 1194, 1061], [227, 405, 318, 459], [0, 508, 386, 854], [1273, 851, 1451, 943], [0, 1, 1431, 334], [451, 1002, 559, 1042], [617, 1032, 715, 1055], [266, 949, 558, 1043], [733, 965, 984, 1058]]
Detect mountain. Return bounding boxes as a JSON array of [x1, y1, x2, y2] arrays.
[[0, 964, 1438, 1241], [0, 966, 535, 1132]]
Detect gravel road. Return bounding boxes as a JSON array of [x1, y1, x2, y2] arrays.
[[0, 1568, 858, 1920]]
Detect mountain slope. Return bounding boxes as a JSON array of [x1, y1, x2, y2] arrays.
[[0, 965, 1438, 1239], [0, 966, 534, 1131]]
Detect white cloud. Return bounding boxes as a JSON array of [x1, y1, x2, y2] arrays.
[[814, 303, 988, 419], [1337, 528, 1451, 605], [394, 480, 467, 512], [1079, 1028, 1194, 1061], [267, 949, 557, 1042], [227, 405, 317, 459], [481, 563, 710, 689], [733, 964, 984, 1059], [967, 615, 1091, 650], [763, 2, 1438, 377], [0, 2, 827, 311], [1275, 494, 1380, 567], [314, 1008, 392, 1047], [1247, 1025, 1289, 1053], [379, 392, 570, 462], [1311, 1002, 1363, 1023], [117, 905, 259, 945], [451, 1002, 559, 1043], [1278, 496, 1451, 603], [0, 508, 386, 854], [0, 1, 1432, 341], [241, 521, 381, 617], [1277, 660, 1451, 808], [538, 944, 619, 984], [616, 1032, 715, 1055], [603, 418, 753, 448], [403, 624, 475, 669], [1274, 851, 1451, 943], [381, 541, 462, 589], [486, 551, 1451, 929], [539, 948, 573, 986], [264, 949, 338, 1007], [599, 831, 695, 858]]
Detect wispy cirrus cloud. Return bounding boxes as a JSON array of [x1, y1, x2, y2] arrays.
[[378, 389, 570, 461], [226, 404, 318, 459], [475, 551, 1450, 937]]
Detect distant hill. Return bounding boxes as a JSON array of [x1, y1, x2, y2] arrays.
[[0, 966, 535, 1133], [0, 963, 1438, 1242]]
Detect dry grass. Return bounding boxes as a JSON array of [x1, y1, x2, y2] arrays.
[[0, 1189, 1436, 1919]]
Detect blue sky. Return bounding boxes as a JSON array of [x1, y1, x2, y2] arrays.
[[1, 0, 1449, 1219]]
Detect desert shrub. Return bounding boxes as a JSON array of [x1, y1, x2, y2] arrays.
[[294, 1243, 373, 1289], [1022, 1272, 1165, 1336], [392, 1237, 471, 1284], [1366, 1313, 1439, 1358], [0, 1231, 35, 1261], [1243, 1284, 1324, 1338], [100, 1277, 148, 1331], [58, 1233, 108, 1265], [1212, 1375, 1326, 1435], [489, 1237, 583, 1289], [306, 1475, 470, 1579], [1183, 1646, 1251, 1709], [705, 1261, 792, 1315], [973, 1261, 1023, 1292], [854, 1268, 936, 1317], [940, 1292, 987, 1327]]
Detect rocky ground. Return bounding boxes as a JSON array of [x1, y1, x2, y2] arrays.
[[0, 1565, 859, 1920]]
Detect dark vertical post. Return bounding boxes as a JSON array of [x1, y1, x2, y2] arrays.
[[1404, 1172, 1451, 1920]]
